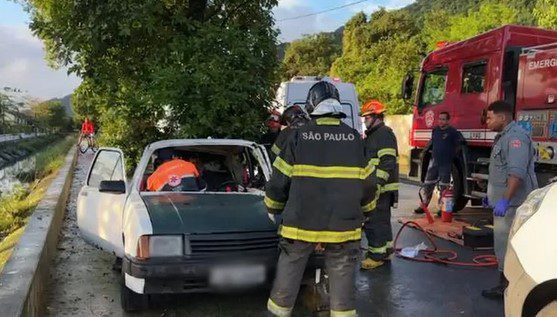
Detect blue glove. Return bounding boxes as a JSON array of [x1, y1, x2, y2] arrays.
[[493, 199, 510, 217]]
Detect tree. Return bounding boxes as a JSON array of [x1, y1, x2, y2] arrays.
[[331, 9, 422, 114], [534, 0, 557, 28], [280, 33, 341, 80], [28, 0, 279, 166], [421, 3, 518, 50], [32, 100, 70, 132]]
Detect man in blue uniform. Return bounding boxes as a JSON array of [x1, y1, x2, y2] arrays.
[[415, 112, 463, 214], [482, 101, 538, 299]]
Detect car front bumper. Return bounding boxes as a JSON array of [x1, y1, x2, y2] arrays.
[[123, 250, 324, 294], [505, 246, 557, 317]]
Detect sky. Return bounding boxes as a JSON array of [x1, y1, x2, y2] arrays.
[[0, 0, 414, 100]]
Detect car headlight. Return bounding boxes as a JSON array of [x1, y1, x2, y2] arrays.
[[509, 184, 554, 238], [137, 235, 183, 259]]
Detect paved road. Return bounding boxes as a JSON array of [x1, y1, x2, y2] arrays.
[[45, 153, 504, 316]]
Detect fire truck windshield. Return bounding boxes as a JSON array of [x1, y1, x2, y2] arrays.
[[419, 67, 448, 109]]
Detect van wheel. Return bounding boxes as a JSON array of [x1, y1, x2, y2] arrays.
[[120, 273, 149, 311]]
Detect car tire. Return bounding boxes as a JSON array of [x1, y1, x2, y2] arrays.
[[120, 271, 149, 312]]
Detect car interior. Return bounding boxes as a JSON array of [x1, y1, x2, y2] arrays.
[[140, 145, 267, 193]]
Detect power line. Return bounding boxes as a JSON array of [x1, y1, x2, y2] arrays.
[[277, 0, 371, 22]]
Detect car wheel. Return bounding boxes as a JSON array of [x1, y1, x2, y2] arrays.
[[120, 271, 149, 311]]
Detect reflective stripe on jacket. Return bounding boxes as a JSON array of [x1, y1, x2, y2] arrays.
[[264, 117, 377, 243], [364, 122, 399, 205]]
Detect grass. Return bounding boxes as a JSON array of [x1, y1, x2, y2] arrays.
[[0, 135, 75, 272]]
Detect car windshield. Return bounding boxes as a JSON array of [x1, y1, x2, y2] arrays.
[[140, 145, 267, 193]]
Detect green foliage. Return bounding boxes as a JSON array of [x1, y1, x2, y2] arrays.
[[280, 33, 341, 80], [331, 9, 422, 114], [28, 0, 279, 166], [0, 136, 74, 237], [32, 100, 71, 132], [422, 3, 518, 51], [534, 0, 557, 28]]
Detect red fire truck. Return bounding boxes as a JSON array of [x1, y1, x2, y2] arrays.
[[402, 25, 557, 211]]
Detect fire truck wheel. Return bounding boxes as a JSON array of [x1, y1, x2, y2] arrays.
[[451, 163, 468, 211]]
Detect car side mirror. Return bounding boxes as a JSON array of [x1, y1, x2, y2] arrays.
[[99, 180, 126, 194], [401, 73, 414, 100]]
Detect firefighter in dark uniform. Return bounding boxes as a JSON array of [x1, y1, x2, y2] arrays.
[[270, 104, 310, 160], [261, 109, 282, 161], [265, 81, 376, 317], [359, 100, 399, 270]]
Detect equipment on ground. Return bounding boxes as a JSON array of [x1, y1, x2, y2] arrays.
[[440, 187, 454, 223], [394, 220, 498, 267]]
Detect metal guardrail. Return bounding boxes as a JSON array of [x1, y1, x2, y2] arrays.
[[0, 133, 46, 144]]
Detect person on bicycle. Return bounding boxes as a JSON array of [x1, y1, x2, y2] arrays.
[[78, 117, 96, 147]]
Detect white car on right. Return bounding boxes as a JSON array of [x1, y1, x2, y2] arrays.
[[505, 182, 557, 317]]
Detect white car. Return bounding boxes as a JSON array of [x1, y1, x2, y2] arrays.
[[76, 139, 325, 311], [505, 182, 557, 317]]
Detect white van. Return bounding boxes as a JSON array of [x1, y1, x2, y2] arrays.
[[275, 76, 363, 135]]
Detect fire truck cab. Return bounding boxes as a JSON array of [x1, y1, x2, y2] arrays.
[[403, 25, 557, 210]]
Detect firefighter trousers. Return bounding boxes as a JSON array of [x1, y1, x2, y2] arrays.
[[363, 193, 393, 260], [267, 239, 360, 317]]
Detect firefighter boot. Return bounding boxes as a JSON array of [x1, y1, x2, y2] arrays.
[[360, 257, 384, 270]]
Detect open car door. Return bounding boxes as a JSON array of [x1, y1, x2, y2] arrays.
[[253, 143, 272, 180], [77, 148, 126, 258]]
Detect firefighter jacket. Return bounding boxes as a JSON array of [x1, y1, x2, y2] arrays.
[[271, 118, 308, 161], [270, 127, 293, 163], [264, 117, 377, 243], [364, 122, 399, 206]]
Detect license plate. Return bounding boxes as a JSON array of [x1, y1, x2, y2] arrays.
[[209, 264, 266, 288]]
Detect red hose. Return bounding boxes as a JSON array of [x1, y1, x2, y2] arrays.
[[393, 220, 498, 267]]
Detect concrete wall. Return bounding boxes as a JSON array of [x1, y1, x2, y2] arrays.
[[384, 114, 413, 176], [0, 147, 77, 317]]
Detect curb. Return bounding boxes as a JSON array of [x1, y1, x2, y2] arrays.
[[0, 146, 77, 317]]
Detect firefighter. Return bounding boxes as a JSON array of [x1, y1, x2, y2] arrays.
[[482, 100, 538, 299], [414, 112, 463, 214], [270, 104, 310, 160], [359, 100, 399, 270], [261, 109, 282, 160], [265, 81, 376, 317]]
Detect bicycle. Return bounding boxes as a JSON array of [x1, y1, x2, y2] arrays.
[[78, 133, 98, 154]]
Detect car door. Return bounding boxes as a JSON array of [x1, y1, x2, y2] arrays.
[[77, 148, 126, 257], [253, 144, 272, 180]]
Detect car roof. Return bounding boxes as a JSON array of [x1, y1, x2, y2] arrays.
[[146, 139, 258, 151]]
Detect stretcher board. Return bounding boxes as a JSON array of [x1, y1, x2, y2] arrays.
[[397, 217, 470, 247]]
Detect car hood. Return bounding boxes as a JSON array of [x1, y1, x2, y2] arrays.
[[141, 193, 277, 234]]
